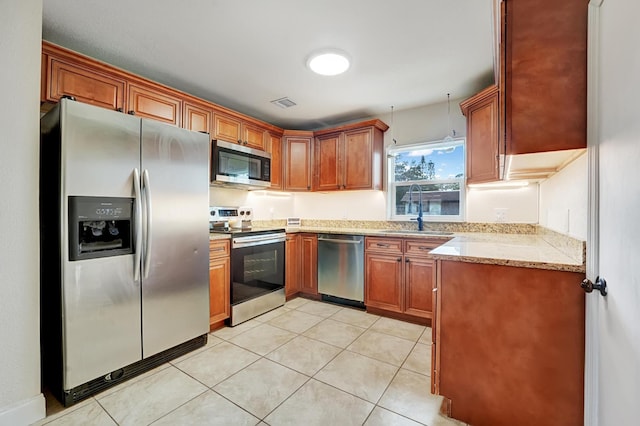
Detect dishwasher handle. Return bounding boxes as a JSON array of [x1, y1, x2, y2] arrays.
[[318, 237, 363, 244]]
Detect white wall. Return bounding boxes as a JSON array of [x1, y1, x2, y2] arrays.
[[0, 0, 46, 424], [539, 152, 588, 239], [214, 99, 540, 224], [466, 184, 539, 223]]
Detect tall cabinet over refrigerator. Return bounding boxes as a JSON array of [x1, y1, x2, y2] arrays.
[[40, 98, 210, 406]]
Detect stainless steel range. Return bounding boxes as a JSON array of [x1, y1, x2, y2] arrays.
[[210, 207, 286, 325]]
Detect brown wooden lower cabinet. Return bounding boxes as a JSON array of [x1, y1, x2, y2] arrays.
[[285, 233, 301, 299], [433, 260, 585, 426], [285, 233, 318, 299], [209, 239, 230, 329], [365, 237, 442, 322], [300, 234, 318, 296]]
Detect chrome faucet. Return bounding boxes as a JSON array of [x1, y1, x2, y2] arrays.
[[408, 184, 424, 231]]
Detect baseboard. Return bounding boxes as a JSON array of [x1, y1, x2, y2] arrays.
[[0, 393, 46, 426]]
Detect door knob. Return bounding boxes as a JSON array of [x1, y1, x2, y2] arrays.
[[581, 276, 607, 296]]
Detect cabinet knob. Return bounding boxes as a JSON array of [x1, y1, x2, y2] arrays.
[[405, 258, 410, 263], [243, 141, 248, 145], [116, 107, 123, 113], [307, 186, 311, 190], [237, 139, 242, 144], [397, 257, 402, 262], [127, 110, 135, 115]]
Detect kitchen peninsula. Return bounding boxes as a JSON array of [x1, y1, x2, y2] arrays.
[[249, 219, 586, 426]]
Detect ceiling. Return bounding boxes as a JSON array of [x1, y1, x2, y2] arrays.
[[42, 0, 495, 130]]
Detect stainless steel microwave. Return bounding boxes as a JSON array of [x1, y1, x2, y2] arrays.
[[211, 140, 271, 190]]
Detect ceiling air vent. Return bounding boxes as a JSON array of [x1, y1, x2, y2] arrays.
[[270, 97, 297, 108]]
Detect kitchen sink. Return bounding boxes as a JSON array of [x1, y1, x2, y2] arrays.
[[379, 229, 454, 236]]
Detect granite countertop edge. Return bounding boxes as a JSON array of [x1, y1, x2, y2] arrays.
[[210, 226, 585, 273]]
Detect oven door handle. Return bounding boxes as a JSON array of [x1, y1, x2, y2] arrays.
[[232, 233, 286, 249]]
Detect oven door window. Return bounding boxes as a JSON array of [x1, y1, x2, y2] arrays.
[[231, 242, 284, 304]]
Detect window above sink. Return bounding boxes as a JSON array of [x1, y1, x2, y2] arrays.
[[387, 138, 466, 222]]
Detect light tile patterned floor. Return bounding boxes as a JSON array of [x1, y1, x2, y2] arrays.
[[36, 298, 466, 426]]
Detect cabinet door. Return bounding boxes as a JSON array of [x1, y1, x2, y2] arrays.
[[213, 112, 242, 144], [504, 0, 587, 154], [242, 122, 266, 150], [365, 253, 403, 313], [209, 256, 230, 326], [315, 133, 342, 191], [462, 85, 500, 184], [127, 83, 181, 126], [300, 234, 318, 295], [404, 257, 434, 319], [284, 137, 313, 191], [48, 58, 126, 111], [183, 101, 212, 133], [343, 128, 374, 190], [266, 133, 283, 190], [285, 234, 301, 298]]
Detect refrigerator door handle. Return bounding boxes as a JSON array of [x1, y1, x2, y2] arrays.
[[133, 168, 142, 281], [142, 169, 153, 278]]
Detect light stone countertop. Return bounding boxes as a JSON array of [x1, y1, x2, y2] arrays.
[[288, 227, 585, 273], [428, 233, 584, 273], [209, 225, 585, 273]]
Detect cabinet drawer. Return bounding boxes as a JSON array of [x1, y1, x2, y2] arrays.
[[209, 239, 230, 260], [404, 239, 447, 257], [365, 237, 403, 254]]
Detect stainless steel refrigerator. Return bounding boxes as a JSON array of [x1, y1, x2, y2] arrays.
[[40, 98, 210, 406]]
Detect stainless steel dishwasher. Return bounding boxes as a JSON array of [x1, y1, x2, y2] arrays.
[[317, 234, 365, 308]]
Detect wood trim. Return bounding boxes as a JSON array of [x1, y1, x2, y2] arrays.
[[41, 40, 284, 134], [365, 306, 430, 326], [459, 85, 499, 115], [313, 119, 389, 136], [283, 129, 314, 137]]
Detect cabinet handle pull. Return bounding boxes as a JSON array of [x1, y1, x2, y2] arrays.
[[419, 246, 431, 250], [211, 247, 225, 252], [376, 243, 390, 248], [433, 288, 438, 292]]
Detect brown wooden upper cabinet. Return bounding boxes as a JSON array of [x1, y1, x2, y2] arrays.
[[183, 101, 213, 134], [460, 85, 500, 184], [46, 56, 126, 112], [461, 0, 587, 183], [283, 131, 313, 191], [502, 0, 587, 154], [313, 120, 387, 191], [213, 111, 266, 151], [127, 83, 182, 126], [265, 132, 283, 190]]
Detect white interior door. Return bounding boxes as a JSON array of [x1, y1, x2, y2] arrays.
[[586, 1, 640, 424]]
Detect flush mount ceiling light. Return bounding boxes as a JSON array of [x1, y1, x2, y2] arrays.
[[307, 49, 350, 76]]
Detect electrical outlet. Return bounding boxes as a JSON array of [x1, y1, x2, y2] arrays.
[[494, 208, 508, 223]]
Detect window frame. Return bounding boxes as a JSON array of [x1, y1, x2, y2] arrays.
[[386, 138, 466, 222]]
